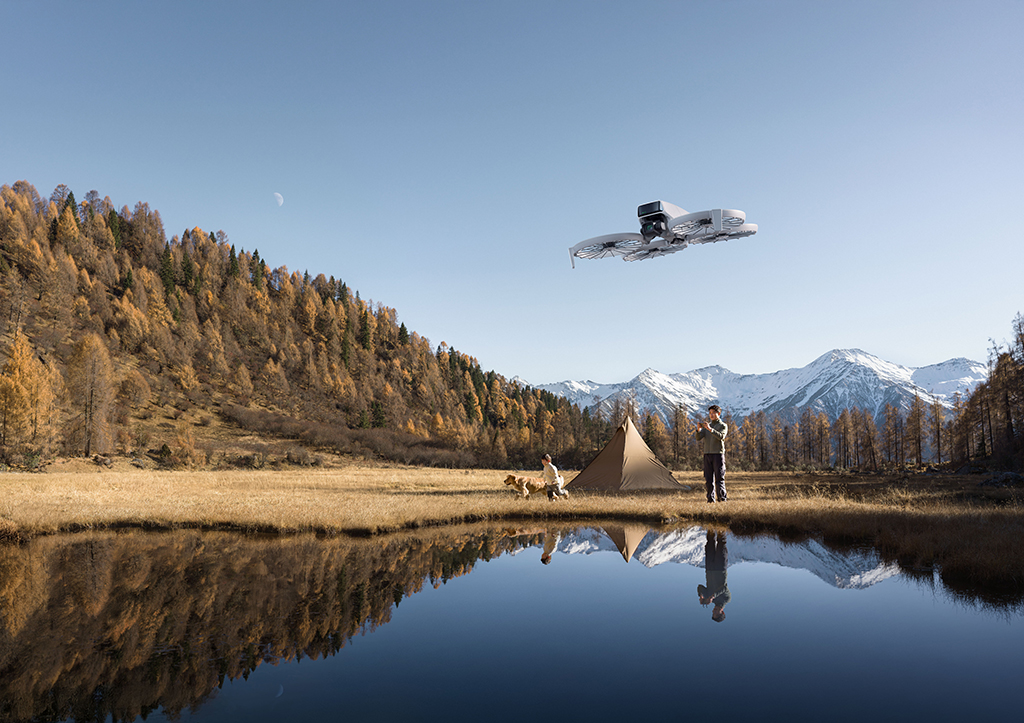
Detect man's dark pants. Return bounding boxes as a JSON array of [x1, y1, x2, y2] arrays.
[[703, 453, 726, 502]]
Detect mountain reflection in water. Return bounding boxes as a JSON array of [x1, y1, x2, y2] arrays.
[[0, 524, 1018, 722]]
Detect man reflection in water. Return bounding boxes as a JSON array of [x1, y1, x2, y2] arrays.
[[698, 529, 731, 622]]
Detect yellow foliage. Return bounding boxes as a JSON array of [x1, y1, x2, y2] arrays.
[[111, 296, 150, 353], [136, 267, 173, 328], [55, 205, 78, 246], [176, 363, 200, 392], [1, 331, 56, 448], [233, 364, 254, 398]]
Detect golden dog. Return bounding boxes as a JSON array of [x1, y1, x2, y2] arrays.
[[503, 474, 569, 500]]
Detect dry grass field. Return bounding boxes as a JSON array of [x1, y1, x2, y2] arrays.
[[1, 462, 1021, 594]]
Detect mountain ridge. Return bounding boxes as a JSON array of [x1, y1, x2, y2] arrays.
[[532, 348, 986, 423]]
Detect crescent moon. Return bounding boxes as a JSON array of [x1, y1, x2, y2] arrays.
[[274, 192, 284, 207]]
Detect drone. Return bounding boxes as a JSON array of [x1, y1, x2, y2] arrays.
[[569, 200, 757, 267]]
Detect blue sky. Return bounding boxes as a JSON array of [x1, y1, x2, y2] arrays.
[[4, 0, 1022, 384]]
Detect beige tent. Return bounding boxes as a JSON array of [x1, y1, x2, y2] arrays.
[[567, 416, 684, 491]]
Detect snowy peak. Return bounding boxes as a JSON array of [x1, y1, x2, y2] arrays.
[[534, 349, 985, 423]]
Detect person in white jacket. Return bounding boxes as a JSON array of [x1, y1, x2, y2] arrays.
[[541, 454, 568, 500]]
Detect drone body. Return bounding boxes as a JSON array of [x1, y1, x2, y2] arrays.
[[569, 200, 757, 267]]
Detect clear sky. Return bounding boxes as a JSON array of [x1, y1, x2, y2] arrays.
[[4, 0, 1022, 385]]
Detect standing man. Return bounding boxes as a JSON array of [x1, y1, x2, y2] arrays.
[[696, 405, 728, 502]]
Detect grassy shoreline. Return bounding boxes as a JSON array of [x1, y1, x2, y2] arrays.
[[1, 464, 1021, 593]]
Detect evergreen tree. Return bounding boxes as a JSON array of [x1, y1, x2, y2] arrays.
[[251, 249, 264, 290], [159, 242, 175, 296], [228, 245, 239, 278], [181, 248, 195, 292], [64, 190, 77, 220], [359, 307, 373, 352], [341, 332, 351, 369], [372, 400, 387, 428], [107, 209, 122, 249]]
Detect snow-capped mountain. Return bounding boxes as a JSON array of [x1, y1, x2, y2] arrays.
[[555, 525, 899, 590], [534, 349, 985, 423]]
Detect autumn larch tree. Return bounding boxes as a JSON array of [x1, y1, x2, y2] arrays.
[[4, 331, 56, 451], [67, 332, 114, 456]]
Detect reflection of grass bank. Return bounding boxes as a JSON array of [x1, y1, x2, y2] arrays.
[[0, 467, 1021, 591]]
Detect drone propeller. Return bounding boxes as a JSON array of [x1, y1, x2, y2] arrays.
[[623, 239, 686, 262], [683, 222, 758, 245], [568, 232, 645, 268], [667, 209, 746, 238]]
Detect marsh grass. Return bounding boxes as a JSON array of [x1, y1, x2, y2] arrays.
[[1, 466, 1021, 592]]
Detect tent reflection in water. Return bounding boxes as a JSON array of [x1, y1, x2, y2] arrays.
[[602, 523, 652, 563], [567, 416, 685, 491]]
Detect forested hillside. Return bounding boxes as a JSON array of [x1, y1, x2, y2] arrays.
[[0, 180, 1019, 473], [0, 180, 608, 469]]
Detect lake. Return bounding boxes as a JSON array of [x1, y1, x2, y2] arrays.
[[0, 524, 1020, 722]]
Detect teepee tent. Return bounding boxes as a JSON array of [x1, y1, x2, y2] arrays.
[[567, 416, 684, 491]]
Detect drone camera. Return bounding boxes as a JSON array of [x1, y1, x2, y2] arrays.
[[638, 201, 670, 241]]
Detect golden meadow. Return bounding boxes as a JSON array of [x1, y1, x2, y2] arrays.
[[1, 466, 1021, 594]]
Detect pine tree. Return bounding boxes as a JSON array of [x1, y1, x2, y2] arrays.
[[64, 190, 79, 227], [340, 331, 351, 369], [228, 245, 239, 278], [159, 242, 175, 296], [359, 307, 373, 352], [251, 249, 264, 290], [106, 209, 122, 249], [181, 248, 194, 293], [371, 400, 387, 428]]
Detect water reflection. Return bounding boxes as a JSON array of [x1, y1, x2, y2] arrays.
[[0, 528, 541, 722], [0, 523, 1019, 722], [698, 530, 731, 622]]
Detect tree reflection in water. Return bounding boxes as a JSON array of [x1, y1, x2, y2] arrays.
[[0, 526, 546, 722]]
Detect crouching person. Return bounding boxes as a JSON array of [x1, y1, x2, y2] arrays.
[[541, 453, 569, 501]]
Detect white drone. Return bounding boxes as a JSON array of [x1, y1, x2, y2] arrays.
[[569, 200, 757, 267]]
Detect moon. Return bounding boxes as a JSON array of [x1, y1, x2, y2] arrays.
[[274, 192, 284, 207]]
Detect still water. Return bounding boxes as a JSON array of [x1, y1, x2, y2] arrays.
[[0, 524, 1020, 722]]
